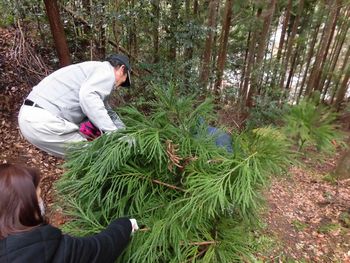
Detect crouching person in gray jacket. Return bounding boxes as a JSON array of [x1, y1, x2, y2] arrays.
[[18, 54, 131, 158]]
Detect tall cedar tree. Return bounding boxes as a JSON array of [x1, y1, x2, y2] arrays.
[[151, 0, 160, 63], [44, 0, 71, 66], [306, 0, 340, 96], [241, 7, 261, 106], [322, 7, 350, 101], [214, 0, 234, 96], [246, 0, 276, 108], [199, 0, 220, 88], [279, 0, 304, 90]]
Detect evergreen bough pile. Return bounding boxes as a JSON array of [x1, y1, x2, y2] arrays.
[[57, 86, 293, 262]]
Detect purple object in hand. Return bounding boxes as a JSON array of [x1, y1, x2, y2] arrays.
[[79, 121, 101, 141]]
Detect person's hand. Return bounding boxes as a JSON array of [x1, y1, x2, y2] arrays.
[[129, 218, 139, 233]]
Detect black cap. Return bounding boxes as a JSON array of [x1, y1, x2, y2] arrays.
[[106, 54, 131, 87]]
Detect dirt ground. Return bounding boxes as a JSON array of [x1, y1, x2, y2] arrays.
[[1, 26, 350, 262]]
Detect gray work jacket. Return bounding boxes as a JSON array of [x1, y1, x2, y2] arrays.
[[27, 61, 125, 132]]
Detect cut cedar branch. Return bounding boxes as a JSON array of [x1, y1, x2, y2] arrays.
[[56, 85, 294, 262]]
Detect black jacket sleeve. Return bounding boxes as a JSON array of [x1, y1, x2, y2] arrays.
[[58, 218, 132, 263]]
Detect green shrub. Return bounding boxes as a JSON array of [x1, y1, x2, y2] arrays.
[[282, 99, 344, 153]]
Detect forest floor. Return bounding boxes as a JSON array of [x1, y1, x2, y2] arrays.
[[1, 26, 350, 262]]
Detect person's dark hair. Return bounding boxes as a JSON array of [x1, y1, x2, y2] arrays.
[[106, 54, 129, 74], [0, 163, 44, 239]]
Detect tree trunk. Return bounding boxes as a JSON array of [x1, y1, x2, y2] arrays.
[[239, 31, 250, 96], [199, 0, 219, 88], [96, 2, 106, 60], [241, 8, 261, 107], [246, 0, 276, 108], [314, 0, 341, 93], [112, 0, 121, 54], [276, 0, 292, 63], [279, 0, 304, 89], [285, 43, 300, 92], [128, 0, 138, 61], [152, 0, 160, 63], [214, 0, 234, 95], [184, 0, 199, 90], [299, 19, 321, 99], [43, 0, 71, 67], [334, 64, 350, 111], [331, 44, 350, 104], [322, 8, 349, 101], [306, 0, 340, 96], [168, 0, 181, 60]]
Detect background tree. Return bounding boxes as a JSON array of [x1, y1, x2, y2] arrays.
[[199, 0, 220, 88], [214, 0, 234, 96], [43, 0, 71, 66]]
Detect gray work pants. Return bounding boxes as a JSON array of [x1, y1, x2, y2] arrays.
[[18, 105, 86, 158]]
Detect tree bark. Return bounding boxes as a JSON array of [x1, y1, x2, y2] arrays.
[[276, 0, 292, 63], [168, 0, 181, 60], [285, 43, 300, 91], [334, 64, 350, 111], [184, 0, 199, 90], [128, 0, 138, 61], [314, 0, 341, 93], [241, 8, 261, 106], [43, 0, 71, 67], [306, 0, 340, 96], [199, 0, 220, 88], [322, 7, 349, 101], [279, 0, 304, 89], [112, 0, 121, 54], [214, 0, 234, 95], [331, 44, 350, 104], [246, 0, 276, 108], [299, 19, 321, 99], [239, 31, 251, 96], [151, 0, 160, 63]]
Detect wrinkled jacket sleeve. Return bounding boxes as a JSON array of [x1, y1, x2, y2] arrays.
[[79, 65, 118, 132], [105, 103, 126, 130], [59, 218, 132, 263]]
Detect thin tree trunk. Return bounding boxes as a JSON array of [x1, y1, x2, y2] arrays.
[[299, 20, 321, 98], [246, 0, 276, 108], [279, 0, 304, 89], [261, 16, 278, 91], [322, 8, 350, 101], [199, 0, 220, 88], [294, 34, 309, 104], [43, 0, 71, 66], [276, 0, 292, 62], [334, 63, 350, 111], [112, 0, 121, 53], [331, 45, 350, 104], [239, 31, 251, 96], [169, 0, 181, 60], [306, 0, 340, 96], [184, 0, 199, 91], [285, 43, 300, 92], [96, 2, 106, 59], [241, 8, 261, 106], [152, 0, 160, 63], [128, 0, 138, 61], [315, 0, 341, 93], [214, 0, 234, 95]]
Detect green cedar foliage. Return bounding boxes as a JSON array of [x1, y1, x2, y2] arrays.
[[282, 99, 345, 153], [56, 86, 293, 262]]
